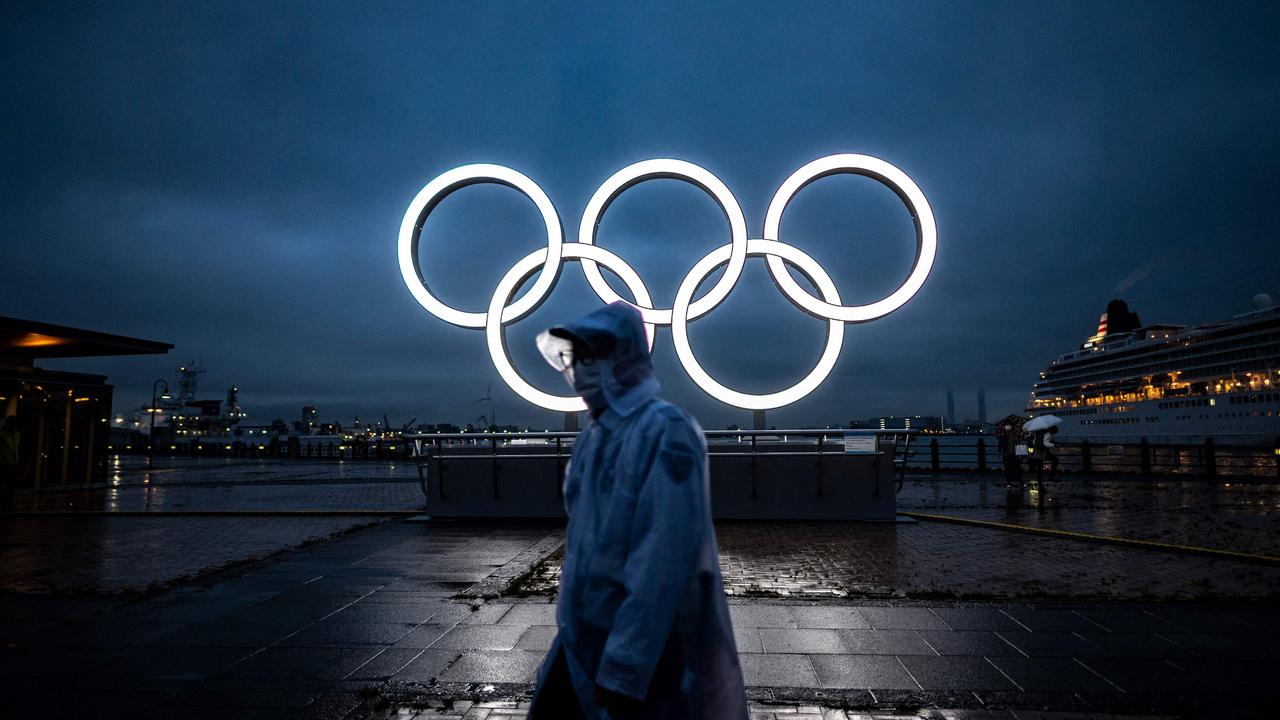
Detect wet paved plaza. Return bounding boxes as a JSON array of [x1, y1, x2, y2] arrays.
[[383, 701, 1179, 720], [898, 473, 1280, 558], [1, 459, 1277, 717], [3, 517, 1276, 718]]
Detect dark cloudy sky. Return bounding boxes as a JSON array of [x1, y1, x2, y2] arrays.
[[3, 1, 1278, 430]]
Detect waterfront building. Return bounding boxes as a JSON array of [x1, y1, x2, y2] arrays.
[[0, 316, 171, 487]]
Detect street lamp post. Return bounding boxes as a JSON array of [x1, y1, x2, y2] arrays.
[[149, 379, 169, 470]]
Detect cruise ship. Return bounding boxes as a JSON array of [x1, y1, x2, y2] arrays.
[[1029, 296, 1280, 447]]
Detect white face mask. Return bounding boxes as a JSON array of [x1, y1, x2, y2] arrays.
[[569, 359, 605, 408], [536, 330, 608, 410]]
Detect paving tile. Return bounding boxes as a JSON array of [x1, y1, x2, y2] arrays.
[[296, 690, 366, 719], [514, 625, 557, 652], [394, 623, 460, 648], [0, 647, 121, 678], [277, 621, 415, 647], [1074, 632, 1196, 659], [462, 603, 514, 624], [789, 606, 871, 629], [897, 656, 1017, 691], [1173, 659, 1280, 696], [374, 581, 474, 597], [218, 646, 383, 680], [731, 605, 799, 628], [224, 600, 349, 626], [426, 603, 481, 625], [1163, 632, 1271, 661], [1001, 609, 1104, 633], [738, 653, 820, 687], [929, 608, 1028, 631], [330, 601, 448, 625], [161, 678, 331, 708], [497, 604, 558, 626], [138, 706, 286, 719], [1074, 610, 1184, 634], [389, 648, 463, 682], [36, 620, 188, 649], [1145, 608, 1254, 635], [438, 649, 544, 683], [760, 628, 847, 654], [345, 647, 427, 679], [857, 607, 951, 631], [994, 632, 1107, 658], [808, 654, 919, 689], [917, 631, 1023, 657], [734, 625, 764, 653], [114, 646, 251, 681], [430, 624, 529, 650], [988, 657, 1117, 692], [837, 629, 937, 655], [1077, 659, 1209, 695], [1221, 608, 1280, 634], [148, 621, 294, 648]]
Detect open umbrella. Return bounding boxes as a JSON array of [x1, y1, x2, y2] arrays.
[[1023, 415, 1063, 433], [994, 414, 1026, 441]]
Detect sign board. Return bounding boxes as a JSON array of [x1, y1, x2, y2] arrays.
[[843, 434, 877, 454]]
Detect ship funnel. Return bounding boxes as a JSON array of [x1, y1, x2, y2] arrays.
[[1104, 299, 1141, 334]]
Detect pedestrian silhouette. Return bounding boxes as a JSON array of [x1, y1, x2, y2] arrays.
[[529, 302, 747, 720]]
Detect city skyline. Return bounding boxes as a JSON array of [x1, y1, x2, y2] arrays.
[[4, 1, 1277, 429]]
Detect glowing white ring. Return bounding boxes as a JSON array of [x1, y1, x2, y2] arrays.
[[577, 159, 749, 325], [670, 239, 843, 410], [762, 154, 937, 323], [485, 244, 657, 413], [399, 154, 936, 412], [398, 164, 563, 328]]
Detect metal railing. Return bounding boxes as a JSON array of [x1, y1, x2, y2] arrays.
[[403, 429, 918, 500], [110, 431, 1280, 480], [908, 434, 1280, 479]]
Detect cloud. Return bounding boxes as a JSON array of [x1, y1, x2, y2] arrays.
[[4, 1, 1278, 429]]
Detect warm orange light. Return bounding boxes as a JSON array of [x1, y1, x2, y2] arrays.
[[12, 333, 69, 348]]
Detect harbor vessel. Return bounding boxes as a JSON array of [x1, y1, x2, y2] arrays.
[[1029, 296, 1280, 446]]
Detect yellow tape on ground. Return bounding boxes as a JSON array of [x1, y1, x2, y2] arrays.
[[901, 511, 1280, 564]]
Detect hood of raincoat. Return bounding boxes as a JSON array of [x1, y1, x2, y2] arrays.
[[546, 301, 657, 415]]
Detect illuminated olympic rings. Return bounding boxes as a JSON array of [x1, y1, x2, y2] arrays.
[[397, 155, 937, 412]]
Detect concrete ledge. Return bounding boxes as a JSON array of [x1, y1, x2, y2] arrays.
[[421, 449, 897, 521]]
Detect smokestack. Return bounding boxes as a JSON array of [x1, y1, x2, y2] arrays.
[[1104, 299, 1141, 334], [977, 387, 987, 426], [946, 389, 956, 428]]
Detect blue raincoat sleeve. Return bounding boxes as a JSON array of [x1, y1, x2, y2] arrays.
[[592, 416, 706, 699]]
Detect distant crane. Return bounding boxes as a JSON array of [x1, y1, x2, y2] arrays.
[[379, 414, 418, 435], [471, 382, 495, 431]]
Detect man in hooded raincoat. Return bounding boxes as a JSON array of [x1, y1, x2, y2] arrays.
[[529, 302, 747, 720]]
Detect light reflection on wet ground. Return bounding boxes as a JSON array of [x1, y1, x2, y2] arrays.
[[898, 473, 1280, 557], [14, 455, 425, 512]]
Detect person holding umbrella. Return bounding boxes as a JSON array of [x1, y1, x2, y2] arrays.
[[1024, 415, 1063, 487], [995, 414, 1027, 487]]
